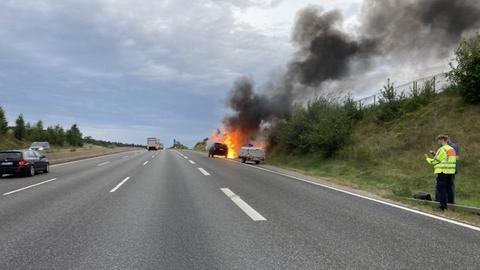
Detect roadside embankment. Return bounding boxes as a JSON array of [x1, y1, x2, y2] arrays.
[[45, 145, 142, 164]]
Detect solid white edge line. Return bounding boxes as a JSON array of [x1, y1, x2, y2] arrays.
[[183, 156, 188, 159], [198, 168, 210, 176], [110, 177, 131, 193], [50, 150, 143, 167], [240, 163, 480, 232], [97, 161, 110, 167], [143, 161, 149, 166], [221, 188, 267, 221], [189, 160, 196, 164], [3, 178, 58, 196]]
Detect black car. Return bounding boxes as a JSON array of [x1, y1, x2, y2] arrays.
[[0, 150, 50, 177], [208, 143, 228, 158]]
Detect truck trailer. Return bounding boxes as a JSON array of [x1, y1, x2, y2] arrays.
[[147, 137, 160, 151]]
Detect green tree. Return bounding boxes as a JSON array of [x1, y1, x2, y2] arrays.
[[30, 120, 46, 141], [0, 105, 8, 134], [377, 79, 402, 122], [54, 125, 66, 146], [66, 124, 83, 147], [25, 122, 32, 140], [343, 95, 363, 121], [47, 124, 66, 146], [14, 114, 26, 140], [448, 34, 480, 104]]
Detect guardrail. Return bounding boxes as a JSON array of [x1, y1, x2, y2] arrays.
[[406, 198, 480, 215]]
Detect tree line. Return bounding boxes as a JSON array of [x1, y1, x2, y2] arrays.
[[0, 107, 141, 148]]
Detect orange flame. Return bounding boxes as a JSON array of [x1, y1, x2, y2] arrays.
[[208, 128, 265, 159], [224, 132, 238, 159]]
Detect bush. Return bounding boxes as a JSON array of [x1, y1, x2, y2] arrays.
[[401, 80, 436, 112], [448, 34, 480, 104], [376, 79, 403, 122], [193, 139, 208, 152], [343, 95, 363, 121], [268, 98, 357, 158]]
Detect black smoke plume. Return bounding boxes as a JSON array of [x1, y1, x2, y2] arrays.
[[223, 0, 480, 139], [361, 0, 480, 57]]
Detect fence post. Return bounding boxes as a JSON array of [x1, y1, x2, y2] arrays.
[[373, 95, 376, 106], [433, 76, 436, 93]]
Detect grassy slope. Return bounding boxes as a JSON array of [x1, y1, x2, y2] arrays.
[[268, 91, 480, 207], [0, 133, 31, 150], [0, 133, 137, 164], [192, 141, 207, 152]]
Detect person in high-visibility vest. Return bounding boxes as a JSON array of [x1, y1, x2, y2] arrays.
[[425, 134, 457, 210], [447, 135, 459, 204]]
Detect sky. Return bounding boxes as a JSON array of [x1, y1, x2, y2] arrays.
[[0, 0, 447, 146]]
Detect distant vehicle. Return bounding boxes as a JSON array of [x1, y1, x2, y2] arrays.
[[0, 150, 49, 177], [30, 142, 50, 151], [208, 143, 228, 158], [159, 143, 164, 150], [238, 146, 265, 164], [147, 137, 160, 151]]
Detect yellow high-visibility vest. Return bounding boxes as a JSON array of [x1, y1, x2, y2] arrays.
[[426, 144, 456, 174]]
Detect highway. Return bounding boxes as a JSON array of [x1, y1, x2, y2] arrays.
[[0, 149, 479, 269]]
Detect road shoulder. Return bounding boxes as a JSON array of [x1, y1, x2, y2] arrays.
[[256, 163, 480, 228]]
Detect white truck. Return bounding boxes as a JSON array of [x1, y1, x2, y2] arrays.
[[238, 146, 265, 164], [147, 137, 160, 151]]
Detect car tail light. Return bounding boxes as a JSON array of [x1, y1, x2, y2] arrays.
[[18, 160, 27, 166]]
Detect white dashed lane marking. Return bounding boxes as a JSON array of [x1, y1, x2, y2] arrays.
[[97, 161, 110, 167], [3, 178, 58, 196], [197, 168, 210, 176], [110, 177, 131, 193], [221, 188, 266, 221]]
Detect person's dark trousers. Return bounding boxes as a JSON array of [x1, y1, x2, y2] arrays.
[[435, 173, 454, 210], [448, 174, 455, 204]]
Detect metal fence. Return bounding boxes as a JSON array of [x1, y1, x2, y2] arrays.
[[356, 73, 450, 107]]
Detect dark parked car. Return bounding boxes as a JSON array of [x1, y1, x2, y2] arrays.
[[208, 143, 228, 158], [0, 150, 49, 177]]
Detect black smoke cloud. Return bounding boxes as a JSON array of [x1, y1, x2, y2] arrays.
[[223, 0, 480, 138], [361, 0, 480, 57], [289, 8, 376, 86]]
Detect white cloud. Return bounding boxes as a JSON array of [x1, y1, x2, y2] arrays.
[[232, 0, 362, 37]]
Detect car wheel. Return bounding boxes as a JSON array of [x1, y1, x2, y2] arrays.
[[242, 158, 246, 163], [27, 166, 35, 177], [255, 161, 260, 165], [44, 164, 50, 173]]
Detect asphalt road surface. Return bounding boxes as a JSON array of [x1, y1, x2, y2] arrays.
[[0, 149, 479, 269]]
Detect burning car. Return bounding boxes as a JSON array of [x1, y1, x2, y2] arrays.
[[208, 143, 229, 158]]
